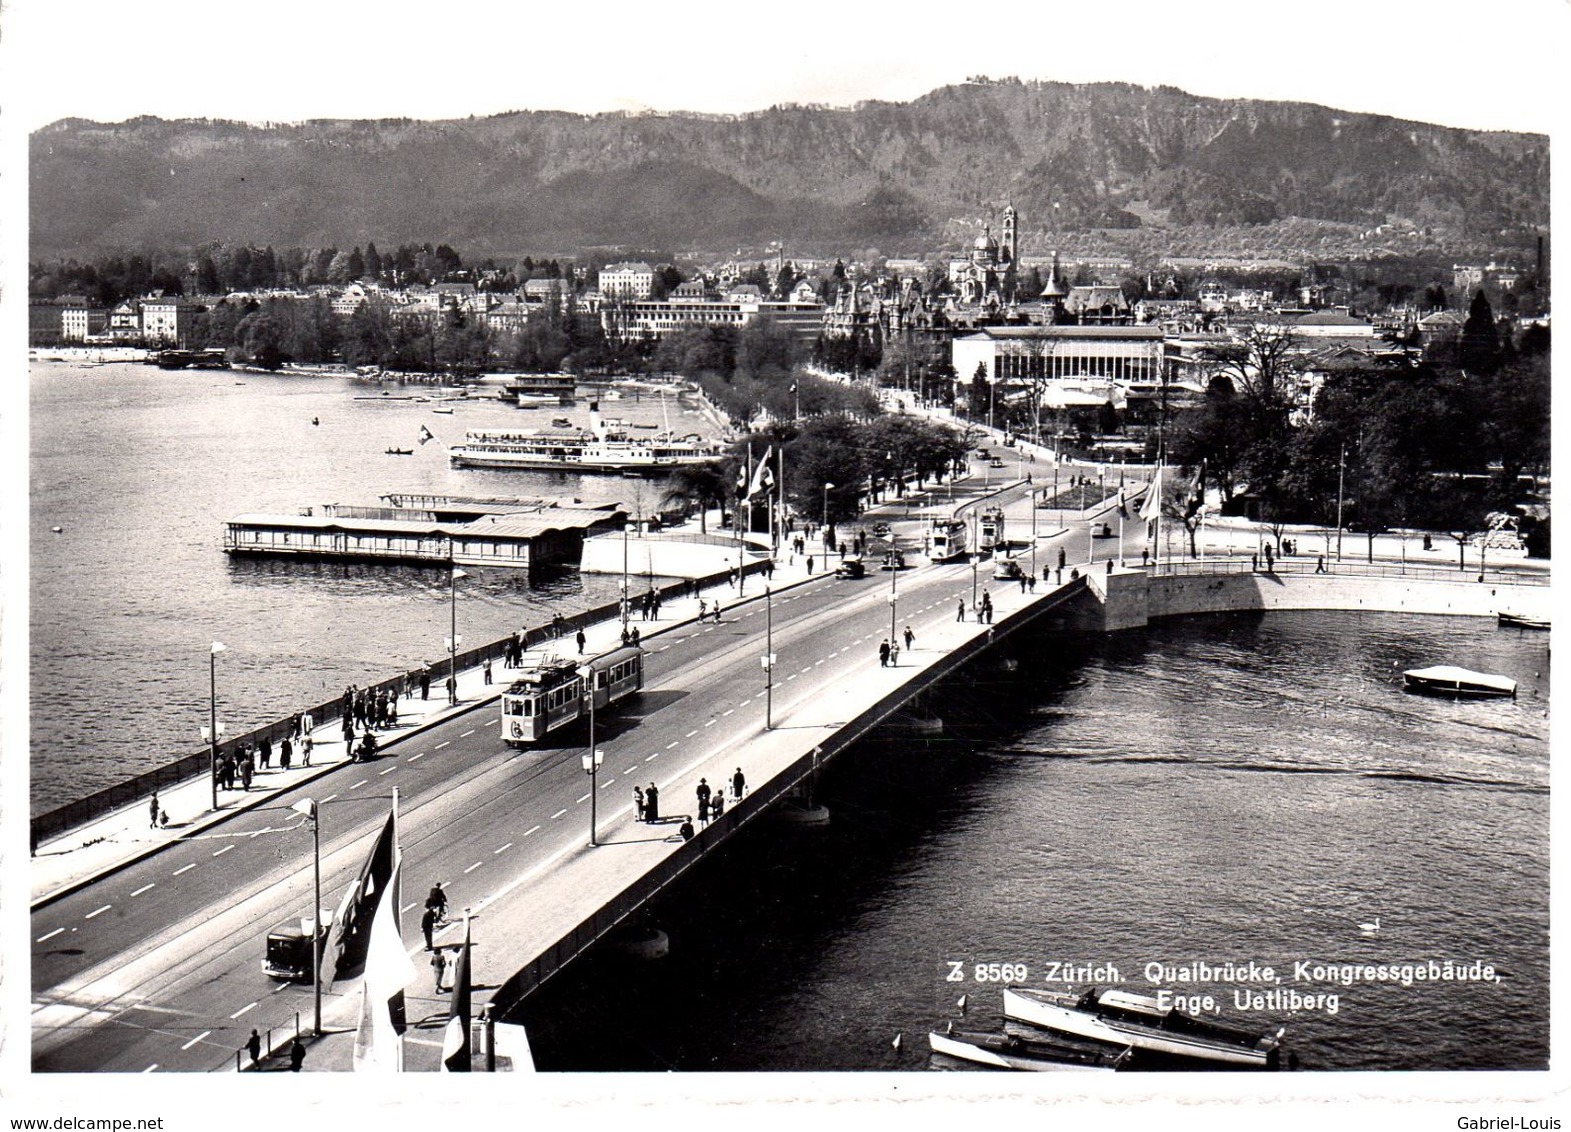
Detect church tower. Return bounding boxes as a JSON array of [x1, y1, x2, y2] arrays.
[[1001, 203, 1018, 266]]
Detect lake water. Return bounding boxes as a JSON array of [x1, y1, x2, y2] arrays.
[[515, 611, 1550, 1072]]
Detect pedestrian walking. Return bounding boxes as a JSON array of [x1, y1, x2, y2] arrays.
[[289, 1040, 306, 1072], [698, 794, 710, 824], [446, 674, 457, 705], [711, 791, 725, 819], [302, 735, 313, 766], [420, 671, 430, 700], [631, 626, 641, 646], [732, 768, 746, 800], [421, 906, 439, 951], [280, 736, 293, 770], [302, 710, 314, 735], [246, 1029, 261, 1065], [483, 658, 493, 685], [149, 792, 160, 829], [728, 566, 737, 589], [890, 642, 900, 666], [903, 625, 915, 651], [645, 783, 660, 822], [634, 785, 646, 822], [1252, 553, 1259, 571], [1058, 547, 1066, 570], [698, 598, 707, 620], [432, 948, 448, 993], [240, 753, 254, 791], [575, 628, 586, 655], [807, 555, 814, 574], [956, 598, 965, 622], [696, 778, 712, 813], [259, 736, 272, 770], [290, 712, 302, 740], [711, 600, 722, 623], [879, 639, 891, 667]]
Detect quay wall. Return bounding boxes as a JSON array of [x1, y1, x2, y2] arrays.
[[1078, 560, 1550, 632]]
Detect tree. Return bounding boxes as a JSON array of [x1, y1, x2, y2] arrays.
[[658, 461, 728, 533], [1457, 290, 1502, 375]]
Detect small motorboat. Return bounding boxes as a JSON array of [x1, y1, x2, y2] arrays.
[[927, 1028, 1126, 1072], [1498, 611, 1550, 631], [1402, 665, 1517, 698], [385, 447, 414, 456], [1004, 987, 1282, 1068], [431, 405, 455, 415]]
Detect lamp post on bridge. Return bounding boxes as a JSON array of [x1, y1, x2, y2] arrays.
[[206, 642, 226, 810], [887, 545, 899, 665], [969, 552, 980, 612], [447, 552, 467, 706], [289, 798, 324, 1037], [822, 482, 834, 529], [581, 665, 604, 847], [620, 522, 635, 633], [762, 584, 776, 729]]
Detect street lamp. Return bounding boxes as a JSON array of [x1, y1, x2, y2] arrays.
[[581, 661, 604, 847], [290, 798, 324, 1036], [207, 642, 226, 810], [969, 552, 980, 611], [762, 584, 776, 729], [448, 559, 467, 706], [887, 545, 899, 664], [621, 522, 635, 631], [822, 482, 834, 528]]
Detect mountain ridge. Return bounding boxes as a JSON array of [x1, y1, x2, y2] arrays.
[[30, 79, 1548, 261]]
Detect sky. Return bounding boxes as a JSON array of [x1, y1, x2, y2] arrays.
[[2, 0, 1565, 135]]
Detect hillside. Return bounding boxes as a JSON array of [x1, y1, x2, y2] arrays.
[[29, 79, 1548, 261]]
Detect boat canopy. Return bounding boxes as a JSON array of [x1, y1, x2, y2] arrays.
[[1404, 666, 1517, 694]]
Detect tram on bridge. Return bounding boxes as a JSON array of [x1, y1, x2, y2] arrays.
[[978, 506, 1006, 552], [925, 516, 970, 562], [501, 645, 644, 746]]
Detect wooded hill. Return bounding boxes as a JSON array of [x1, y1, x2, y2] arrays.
[[30, 78, 1547, 261]]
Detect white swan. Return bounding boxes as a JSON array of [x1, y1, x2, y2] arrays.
[[1359, 917, 1380, 934]]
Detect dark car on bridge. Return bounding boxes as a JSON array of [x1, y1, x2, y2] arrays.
[[835, 557, 867, 579]]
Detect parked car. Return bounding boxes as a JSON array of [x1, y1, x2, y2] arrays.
[[994, 558, 1025, 581], [880, 550, 908, 571], [835, 557, 867, 579], [989, 457, 1006, 468], [974, 447, 991, 458], [871, 521, 891, 537]]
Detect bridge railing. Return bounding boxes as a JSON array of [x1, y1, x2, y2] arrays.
[[1149, 555, 1548, 587]]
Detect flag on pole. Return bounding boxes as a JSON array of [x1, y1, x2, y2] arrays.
[[735, 460, 749, 501], [748, 446, 775, 498], [440, 918, 473, 1072], [1138, 466, 1165, 523], [351, 853, 412, 1072], [210, 641, 226, 655], [418, 424, 436, 445], [324, 806, 399, 988]]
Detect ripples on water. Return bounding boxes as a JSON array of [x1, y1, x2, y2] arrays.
[[516, 613, 1548, 1072], [29, 364, 688, 812]]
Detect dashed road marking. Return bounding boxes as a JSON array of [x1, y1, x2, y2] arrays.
[[379, 767, 396, 775], [575, 793, 590, 804], [494, 843, 513, 854], [646, 752, 660, 762], [705, 719, 716, 727], [230, 1002, 257, 1019], [435, 741, 451, 750], [131, 883, 155, 897], [658, 645, 670, 651], [463, 861, 482, 875], [322, 793, 338, 803], [722, 709, 734, 716], [461, 729, 476, 738], [409, 752, 427, 762], [212, 845, 234, 857], [401, 903, 415, 914], [348, 780, 366, 790], [143, 1065, 158, 1073], [37, 928, 64, 943], [685, 730, 698, 738], [180, 1030, 211, 1051], [551, 809, 567, 820], [173, 863, 197, 876], [523, 825, 541, 837], [601, 779, 617, 790], [666, 741, 679, 749]]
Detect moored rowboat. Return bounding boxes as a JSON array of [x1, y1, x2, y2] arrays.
[[1003, 987, 1282, 1068], [1498, 612, 1550, 631], [927, 1028, 1126, 1071], [1402, 665, 1517, 698]]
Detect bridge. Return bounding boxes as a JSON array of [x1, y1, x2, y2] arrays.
[[29, 474, 1548, 1072]]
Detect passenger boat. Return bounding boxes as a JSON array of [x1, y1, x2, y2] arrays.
[[1002, 987, 1283, 1068], [1402, 665, 1517, 698], [450, 403, 723, 474], [1498, 611, 1550, 631], [927, 1028, 1126, 1072]]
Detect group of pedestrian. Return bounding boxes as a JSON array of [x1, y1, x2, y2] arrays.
[[638, 590, 662, 620], [634, 782, 661, 822], [148, 791, 168, 829], [620, 624, 643, 647], [216, 745, 256, 791], [342, 684, 398, 731]]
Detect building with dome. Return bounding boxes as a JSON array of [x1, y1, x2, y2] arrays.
[[948, 204, 1019, 307]]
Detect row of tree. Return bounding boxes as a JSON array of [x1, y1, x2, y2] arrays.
[[659, 413, 972, 532]]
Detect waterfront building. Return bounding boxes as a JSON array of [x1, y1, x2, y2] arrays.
[[29, 300, 64, 347], [603, 296, 823, 343], [60, 306, 109, 342], [140, 297, 202, 347], [108, 299, 142, 341]]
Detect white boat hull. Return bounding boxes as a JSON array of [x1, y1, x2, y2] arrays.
[[926, 1031, 1116, 1072], [1003, 989, 1273, 1067]]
